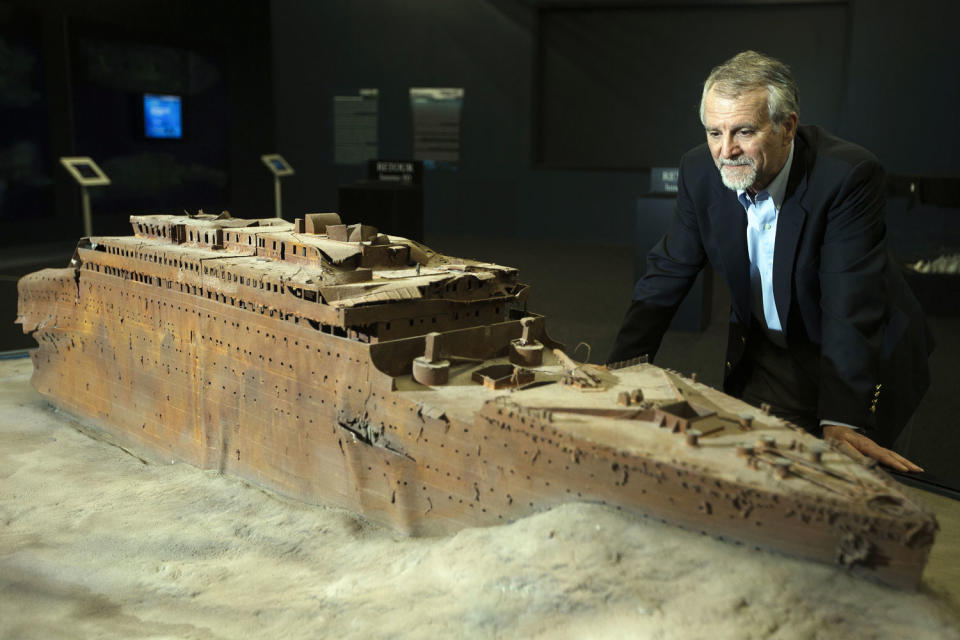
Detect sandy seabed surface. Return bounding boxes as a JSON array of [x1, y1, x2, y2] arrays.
[[1, 355, 958, 640]]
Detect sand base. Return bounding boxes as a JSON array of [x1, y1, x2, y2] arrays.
[[2, 355, 958, 639]]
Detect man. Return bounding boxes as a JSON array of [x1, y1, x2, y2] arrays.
[[609, 51, 933, 472]]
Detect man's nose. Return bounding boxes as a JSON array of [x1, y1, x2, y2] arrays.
[[720, 134, 739, 158]]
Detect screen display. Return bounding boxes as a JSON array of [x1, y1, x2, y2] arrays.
[[143, 94, 183, 139], [73, 162, 100, 179], [271, 158, 287, 171]]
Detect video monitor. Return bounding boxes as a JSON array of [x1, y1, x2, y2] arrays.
[[143, 94, 183, 139]]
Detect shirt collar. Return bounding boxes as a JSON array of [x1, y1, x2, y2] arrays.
[[737, 141, 795, 210]]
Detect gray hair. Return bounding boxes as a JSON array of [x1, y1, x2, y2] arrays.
[[699, 51, 799, 129]]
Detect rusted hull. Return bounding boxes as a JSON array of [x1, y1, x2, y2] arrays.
[[18, 265, 937, 589]]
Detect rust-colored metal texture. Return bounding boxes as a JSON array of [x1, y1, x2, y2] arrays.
[[16, 212, 938, 589]]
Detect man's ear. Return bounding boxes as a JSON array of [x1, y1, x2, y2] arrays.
[[783, 112, 799, 143]]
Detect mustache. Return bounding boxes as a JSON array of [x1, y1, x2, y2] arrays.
[[718, 157, 755, 168]]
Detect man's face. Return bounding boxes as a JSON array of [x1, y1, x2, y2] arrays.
[[703, 87, 797, 194]]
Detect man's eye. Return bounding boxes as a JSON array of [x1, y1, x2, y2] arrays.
[[738, 130, 754, 137], [707, 131, 721, 138]]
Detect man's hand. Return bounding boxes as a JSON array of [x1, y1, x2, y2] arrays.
[[822, 425, 923, 472]]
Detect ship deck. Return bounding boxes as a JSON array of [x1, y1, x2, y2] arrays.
[[395, 356, 923, 509]]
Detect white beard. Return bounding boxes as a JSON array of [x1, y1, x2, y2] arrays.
[[718, 158, 758, 191]]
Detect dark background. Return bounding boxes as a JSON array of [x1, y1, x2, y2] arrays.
[[271, 0, 960, 241], [0, 0, 273, 242], [3, 0, 958, 243], [1, 0, 958, 487]]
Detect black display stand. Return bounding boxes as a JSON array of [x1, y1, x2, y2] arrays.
[[635, 195, 713, 332]]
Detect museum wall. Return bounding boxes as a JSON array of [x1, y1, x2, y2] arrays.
[[0, 0, 273, 246], [270, 0, 960, 245], [2, 1, 956, 247]]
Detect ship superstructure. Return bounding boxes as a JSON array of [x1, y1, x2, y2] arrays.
[[104, 212, 524, 342], [17, 213, 937, 589]]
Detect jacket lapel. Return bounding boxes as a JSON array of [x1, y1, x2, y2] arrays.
[[773, 137, 811, 333], [708, 190, 751, 323]]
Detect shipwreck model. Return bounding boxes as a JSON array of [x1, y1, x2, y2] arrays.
[[17, 212, 937, 588]]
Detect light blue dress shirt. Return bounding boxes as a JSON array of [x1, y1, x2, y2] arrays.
[[734, 143, 857, 431], [736, 142, 794, 342]]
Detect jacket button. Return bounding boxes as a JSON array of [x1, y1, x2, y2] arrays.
[[740, 336, 746, 344], [726, 361, 732, 369]]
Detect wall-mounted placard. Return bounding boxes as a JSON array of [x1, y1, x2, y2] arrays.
[[410, 87, 463, 166], [334, 88, 379, 165]]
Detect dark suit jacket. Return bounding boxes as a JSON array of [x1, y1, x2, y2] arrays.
[[609, 125, 933, 446]]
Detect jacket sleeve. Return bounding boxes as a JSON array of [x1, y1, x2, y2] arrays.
[[816, 158, 890, 433], [608, 157, 708, 364]]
